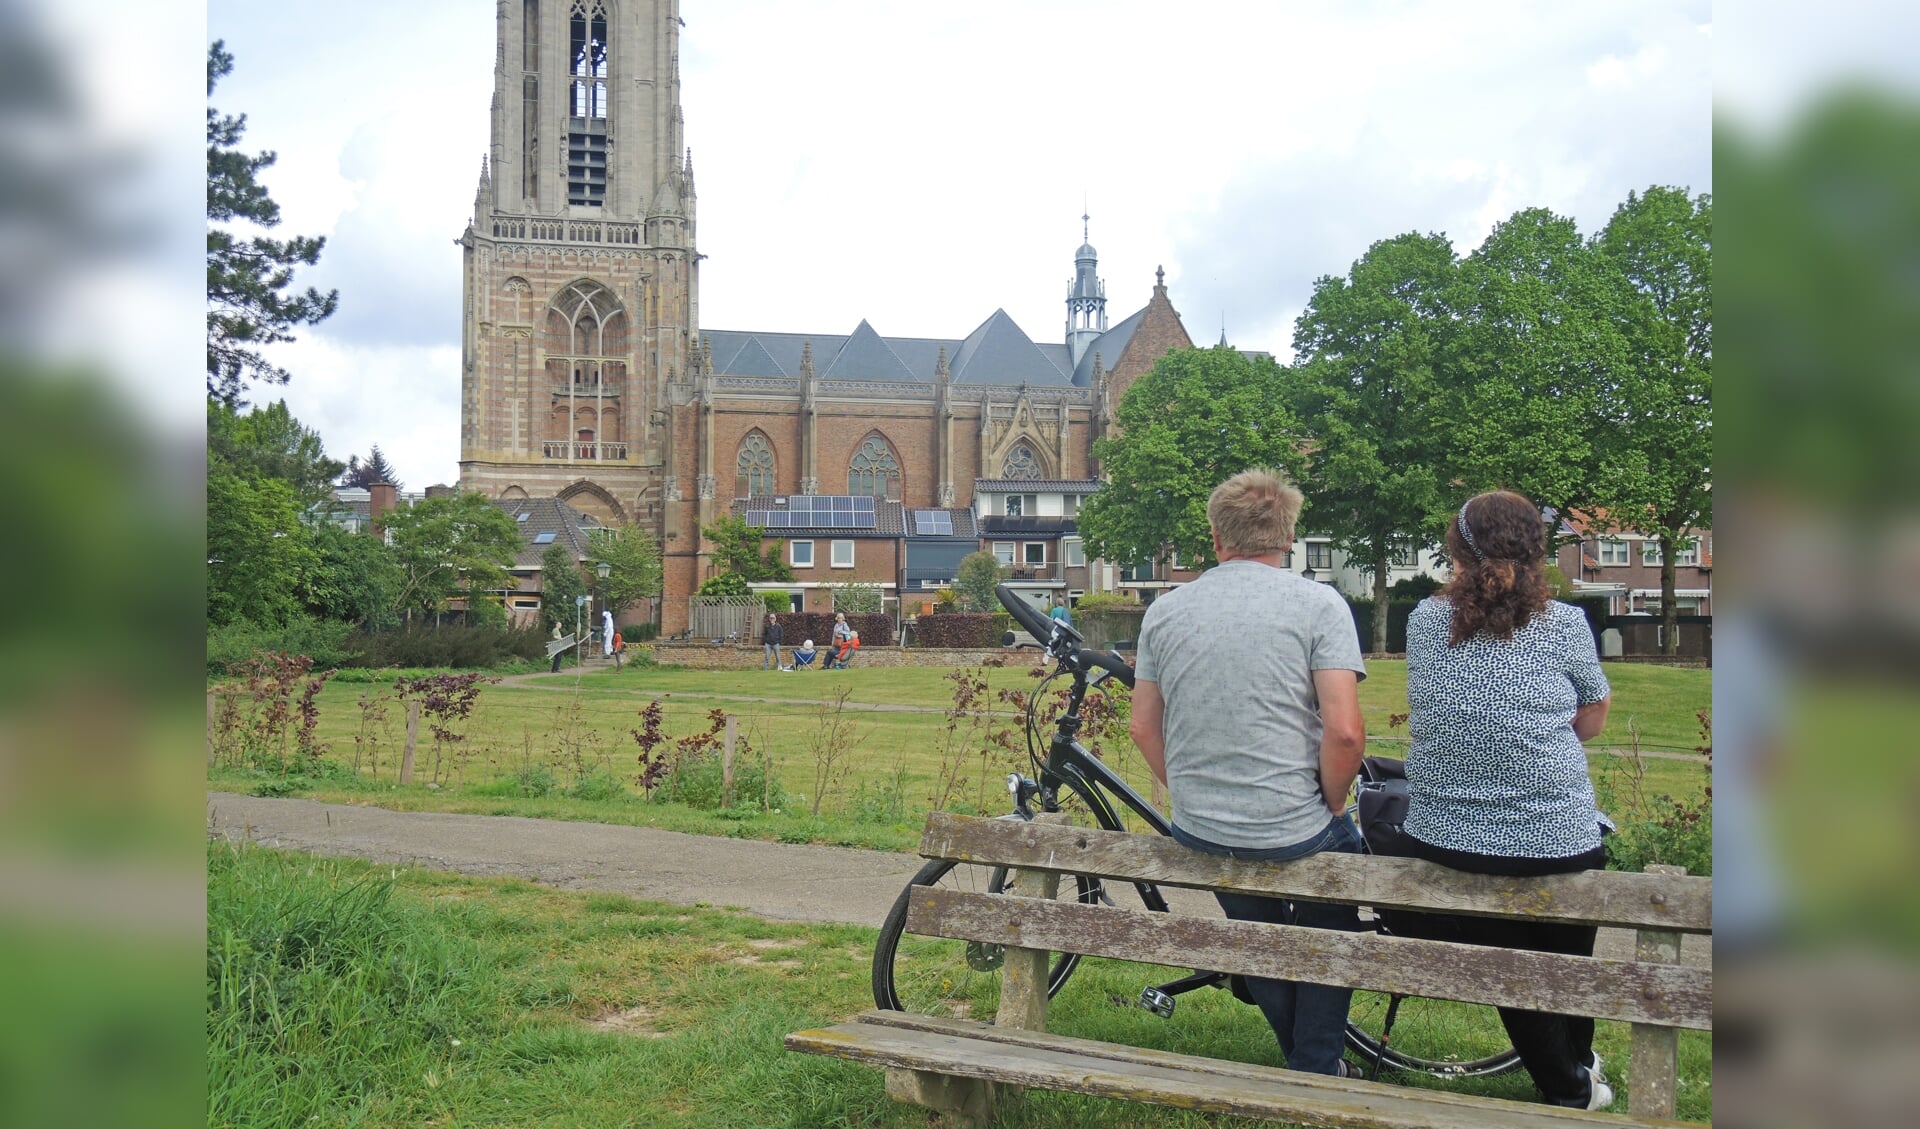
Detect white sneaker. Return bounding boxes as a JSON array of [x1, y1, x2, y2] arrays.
[[1584, 1067, 1614, 1111], [1587, 1052, 1606, 1087]]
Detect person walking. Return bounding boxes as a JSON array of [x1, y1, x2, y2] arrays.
[[611, 628, 624, 671], [763, 613, 784, 670], [1392, 490, 1616, 1111], [1129, 467, 1369, 1078], [602, 608, 615, 660]]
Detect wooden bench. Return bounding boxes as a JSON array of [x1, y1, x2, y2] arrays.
[[788, 812, 1711, 1128]]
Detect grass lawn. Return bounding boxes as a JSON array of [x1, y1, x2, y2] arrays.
[[208, 842, 1712, 1128], [209, 656, 1712, 855]]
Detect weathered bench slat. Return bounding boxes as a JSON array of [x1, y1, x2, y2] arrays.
[[921, 812, 1712, 933], [906, 886, 1712, 1030], [786, 1016, 1689, 1129]]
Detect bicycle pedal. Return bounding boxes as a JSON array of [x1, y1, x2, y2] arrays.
[[1139, 987, 1176, 1018]]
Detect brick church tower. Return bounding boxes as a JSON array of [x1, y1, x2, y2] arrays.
[[458, 0, 696, 528]]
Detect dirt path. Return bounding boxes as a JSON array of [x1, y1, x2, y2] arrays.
[[206, 792, 1709, 966]]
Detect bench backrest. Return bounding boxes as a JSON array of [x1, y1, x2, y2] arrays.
[[909, 813, 1711, 1032]]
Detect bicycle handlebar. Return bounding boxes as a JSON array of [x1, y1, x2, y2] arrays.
[[995, 583, 1135, 690]]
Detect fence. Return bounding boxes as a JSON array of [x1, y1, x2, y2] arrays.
[[688, 594, 764, 642]]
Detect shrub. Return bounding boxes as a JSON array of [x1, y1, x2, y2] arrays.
[[828, 582, 883, 614], [1389, 573, 1443, 601], [760, 591, 792, 614], [344, 624, 545, 669], [773, 611, 893, 647], [1595, 711, 1713, 877], [208, 615, 355, 676], [914, 613, 1003, 648], [697, 571, 749, 597]]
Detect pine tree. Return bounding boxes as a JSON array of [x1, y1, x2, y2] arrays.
[[342, 446, 402, 490], [207, 40, 339, 407]]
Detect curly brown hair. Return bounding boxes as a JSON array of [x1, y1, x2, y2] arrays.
[[1440, 491, 1551, 646]]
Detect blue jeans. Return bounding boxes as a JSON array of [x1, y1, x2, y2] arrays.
[[1171, 814, 1365, 1075], [764, 643, 780, 668]]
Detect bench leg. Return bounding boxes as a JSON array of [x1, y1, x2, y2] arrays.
[[885, 1067, 998, 1126], [1629, 863, 1685, 1120]]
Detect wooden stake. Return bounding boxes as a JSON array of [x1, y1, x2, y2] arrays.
[[400, 701, 421, 785], [722, 714, 738, 807], [1629, 863, 1684, 1120], [206, 692, 218, 768]]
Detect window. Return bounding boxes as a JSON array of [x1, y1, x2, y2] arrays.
[[831, 540, 855, 568], [532, 531, 558, 545], [848, 436, 900, 497], [736, 432, 775, 497], [1305, 541, 1334, 571], [1389, 544, 1418, 568], [1003, 444, 1043, 479], [1023, 542, 1046, 566], [1004, 494, 1023, 517], [1641, 538, 1700, 567], [993, 542, 1015, 566], [1064, 540, 1085, 567], [790, 540, 814, 568], [1278, 548, 1293, 568], [1168, 550, 1181, 570], [1597, 538, 1630, 566], [1064, 494, 1081, 517], [566, 1, 610, 207]]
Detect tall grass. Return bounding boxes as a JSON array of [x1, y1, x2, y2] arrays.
[[206, 843, 502, 1127]]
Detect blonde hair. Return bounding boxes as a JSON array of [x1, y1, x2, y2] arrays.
[[1207, 468, 1303, 556]]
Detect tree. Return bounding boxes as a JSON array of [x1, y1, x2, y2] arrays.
[[1437, 208, 1633, 530], [206, 473, 318, 627], [1590, 187, 1712, 654], [381, 492, 523, 620], [1080, 346, 1301, 570], [207, 41, 339, 407], [1288, 232, 1458, 652], [207, 399, 343, 507], [342, 446, 402, 490], [590, 524, 665, 614], [306, 522, 404, 630], [954, 551, 1008, 613], [540, 541, 587, 633], [700, 513, 794, 583], [829, 582, 883, 614]]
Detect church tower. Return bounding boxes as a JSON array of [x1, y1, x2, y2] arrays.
[[1064, 214, 1107, 368], [458, 0, 696, 528]]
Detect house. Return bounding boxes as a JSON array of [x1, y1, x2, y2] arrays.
[[732, 494, 906, 614], [1556, 513, 1713, 616], [491, 497, 608, 626], [972, 478, 1103, 614]]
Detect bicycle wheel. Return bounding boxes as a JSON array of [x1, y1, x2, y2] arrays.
[[873, 856, 1103, 1019], [1342, 915, 1524, 1078]]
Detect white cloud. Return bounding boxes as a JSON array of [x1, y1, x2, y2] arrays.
[[270, 337, 463, 489]]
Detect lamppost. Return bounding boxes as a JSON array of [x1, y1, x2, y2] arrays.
[[1301, 564, 1318, 583]]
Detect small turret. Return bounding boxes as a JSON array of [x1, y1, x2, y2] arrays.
[[1065, 212, 1108, 367]]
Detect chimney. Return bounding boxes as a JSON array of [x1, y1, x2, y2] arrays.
[[424, 483, 456, 499], [368, 481, 399, 534]]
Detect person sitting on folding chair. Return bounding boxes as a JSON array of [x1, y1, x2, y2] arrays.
[[824, 630, 859, 669], [790, 638, 818, 670]]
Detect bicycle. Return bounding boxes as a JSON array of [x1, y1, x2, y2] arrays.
[[871, 583, 1523, 1079]]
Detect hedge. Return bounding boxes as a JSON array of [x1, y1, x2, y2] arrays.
[[912, 613, 1005, 649], [773, 611, 893, 648]]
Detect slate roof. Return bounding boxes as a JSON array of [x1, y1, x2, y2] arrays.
[[731, 495, 906, 537], [1073, 305, 1145, 386], [947, 309, 1069, 385], [493, 497, 606, 569], [972, 478, 1104, 494], [822, 320, 916, 382]]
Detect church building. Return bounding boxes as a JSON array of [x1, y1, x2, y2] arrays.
[[457, 1, 1202, 631]]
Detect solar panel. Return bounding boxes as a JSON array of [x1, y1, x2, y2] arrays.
[[853, 513, 875, 529], [854, 496, 875, 513], [746, 510, 770, 525]]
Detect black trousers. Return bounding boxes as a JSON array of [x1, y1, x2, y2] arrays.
[[1377, 831, 1607, 1106]]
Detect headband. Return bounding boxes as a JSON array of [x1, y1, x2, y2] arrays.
[[1456, 503, 1487, 561]]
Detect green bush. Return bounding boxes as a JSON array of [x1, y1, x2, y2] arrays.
[[565, 766, 627, 802], [207, 615, 355, 675], [653, 749, 788, 811], [343, 624, 545, 669], [760, 592, 792, 614]]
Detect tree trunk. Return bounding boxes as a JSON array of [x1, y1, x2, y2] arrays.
[[1661, 534, 1679, 657], [1373, 558, 1391, 655]]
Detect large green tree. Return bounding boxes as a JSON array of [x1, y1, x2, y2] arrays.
[[1438, 208, 1633, 528], [1289, 232, 1458, 652], [306, 522, 404, 630], [382, 492, 523, 620], [539, 541, 587, 632], [206, 473, 317, 627], [207, 399, 342, 507], [954, 551, 1008, 613], [1080, 346, 1301, 570], [590, 524, 665, 615], [207, 41, 338, 407], [1590, 186, 1713, 653], [700, 513, 794, 583]]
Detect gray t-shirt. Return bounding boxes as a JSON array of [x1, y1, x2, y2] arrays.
[[1135, 560, 1366, 849]]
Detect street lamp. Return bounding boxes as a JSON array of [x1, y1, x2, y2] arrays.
[[1301, 564, 1318, 583]]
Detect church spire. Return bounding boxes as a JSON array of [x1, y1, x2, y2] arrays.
[[1065, 212, 1108, 367]]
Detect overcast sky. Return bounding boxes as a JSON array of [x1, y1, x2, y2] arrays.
[[203, 0, 1712, 489]]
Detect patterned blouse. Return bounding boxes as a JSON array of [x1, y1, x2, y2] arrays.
[[1402, 598, 1611, 859]]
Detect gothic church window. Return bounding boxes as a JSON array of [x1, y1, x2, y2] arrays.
[[737, 433, 775, 497], [848, 436, 900, 498], [1003, 444, 1042, 480]]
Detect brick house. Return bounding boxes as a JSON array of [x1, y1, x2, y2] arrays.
[[1556, 514, 1714, 616], [732, 495, 904, 615]]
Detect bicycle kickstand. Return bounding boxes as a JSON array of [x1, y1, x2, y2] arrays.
[[1139, 970, 1230, 1018]]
